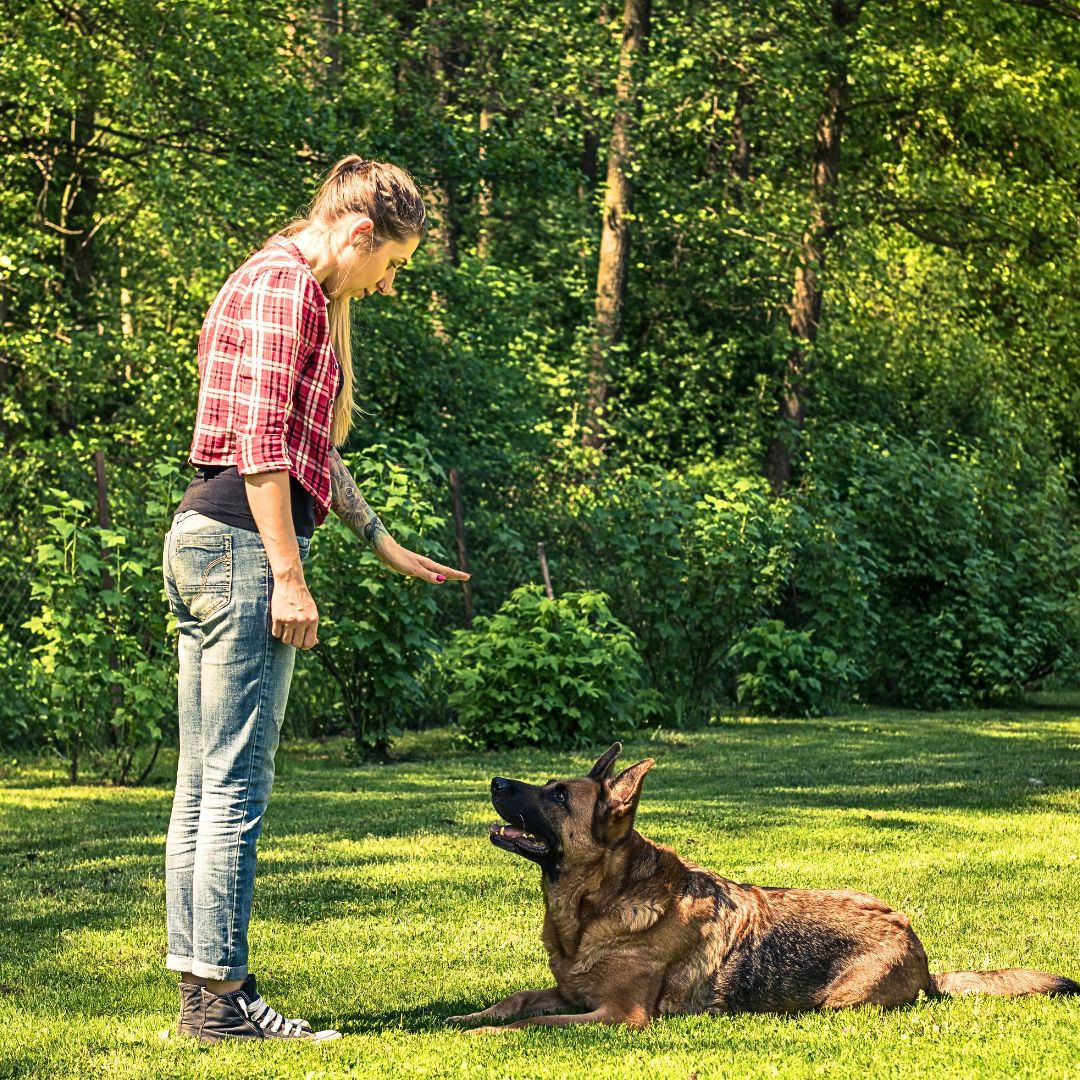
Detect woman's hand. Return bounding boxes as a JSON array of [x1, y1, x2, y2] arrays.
[[376, 537, 470, 585], [326, 451, 469, 585], [271, 562, 320, 649], [244, 471, 320, 650]]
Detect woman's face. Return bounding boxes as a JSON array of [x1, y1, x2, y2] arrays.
[[334, 217, 421, 301]]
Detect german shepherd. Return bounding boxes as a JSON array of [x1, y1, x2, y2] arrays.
[[448, 742, 1078, 1031]]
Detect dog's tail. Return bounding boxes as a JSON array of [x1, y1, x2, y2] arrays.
[[930, 968, 1080, 998]]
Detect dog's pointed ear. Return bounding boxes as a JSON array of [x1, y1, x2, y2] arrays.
[[588, 742, 622, 781], [606, 758, 655, 818]]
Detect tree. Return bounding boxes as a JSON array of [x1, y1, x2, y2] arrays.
[[583, 0, 652, 451], [763, 1, 859, 494]]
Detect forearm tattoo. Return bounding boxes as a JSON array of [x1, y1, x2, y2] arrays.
[[329, 449, 390, 551]]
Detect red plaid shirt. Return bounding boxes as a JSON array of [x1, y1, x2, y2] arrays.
[[188, 236, 340, 526]]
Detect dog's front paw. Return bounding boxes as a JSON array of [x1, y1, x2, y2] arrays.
[[445, 1013, 483, 1026]]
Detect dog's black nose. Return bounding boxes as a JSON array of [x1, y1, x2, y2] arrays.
[[491, 777, 511, 794]]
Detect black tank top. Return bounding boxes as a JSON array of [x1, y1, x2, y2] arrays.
[[175, 465, 316, 539]]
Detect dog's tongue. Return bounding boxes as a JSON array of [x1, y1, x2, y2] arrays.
[[490, 822, 526, 839]]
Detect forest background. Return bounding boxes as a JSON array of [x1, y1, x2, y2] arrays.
[[1, 0, 1078, 782]]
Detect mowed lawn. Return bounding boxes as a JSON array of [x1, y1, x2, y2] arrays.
[[2, 701, 1079, 1079]]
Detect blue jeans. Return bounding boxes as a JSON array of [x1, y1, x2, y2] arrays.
[[162, 510, 311, 980]]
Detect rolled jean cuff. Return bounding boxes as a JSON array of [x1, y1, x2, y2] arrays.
[[165, 953, 192, 974], [166, 953, 248, 981]]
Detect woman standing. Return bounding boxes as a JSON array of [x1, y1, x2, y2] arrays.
[[162, 157, 468, 1043]]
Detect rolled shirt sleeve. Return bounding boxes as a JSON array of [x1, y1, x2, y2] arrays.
[[234, 265, 310, 476]]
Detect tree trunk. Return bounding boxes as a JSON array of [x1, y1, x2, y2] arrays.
[[580, 128, 600, 194], [727, 82, 752, 190], [392, 0, 424, 97], [426, 0, 459, 268], [0, 270, 9, 445], [40, 102, 98, 438], [65, 104, 99, 309], [577, 4, 609, 203], [476, 104, 493, 259], [320, 0, 346, 83], [583, 0, 651, 451], [763, 1, 855, 495], [475, 6, 497, 261]]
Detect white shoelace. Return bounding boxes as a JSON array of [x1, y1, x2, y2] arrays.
[[238, 993, 310, 1037]]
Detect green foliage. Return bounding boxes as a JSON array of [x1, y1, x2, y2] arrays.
[[803, 424, 1080, 708], [445, 584, 646, 748], [22, 487, 175, 783], [3, 0, 1080, 754], [730, 620, 854, 717], [565, 462, 791, 722], [782, 492, 880, 691], [350, 254, 566, 618], [555, 431, 1080, 718], [294, 437, 448, 757]]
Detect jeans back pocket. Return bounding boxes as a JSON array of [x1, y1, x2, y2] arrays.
[[173, 533, 233, 621]]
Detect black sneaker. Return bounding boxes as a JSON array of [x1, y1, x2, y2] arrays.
[[198, 975, 341, 1043], [176, 980, 203, 1038]]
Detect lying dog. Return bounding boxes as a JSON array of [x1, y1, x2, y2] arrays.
[[448, 742, 1078, 1031]]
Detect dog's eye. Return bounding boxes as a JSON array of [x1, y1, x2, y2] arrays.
[[549, 788, 569, 806]]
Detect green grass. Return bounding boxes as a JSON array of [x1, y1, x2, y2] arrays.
[[2, 700, 1080, 1079]]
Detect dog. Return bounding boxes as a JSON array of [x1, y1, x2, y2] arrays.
[[447, 742, 1078, 1031]]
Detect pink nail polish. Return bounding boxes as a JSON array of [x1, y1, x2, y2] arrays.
[[436, 575, 446, 582]]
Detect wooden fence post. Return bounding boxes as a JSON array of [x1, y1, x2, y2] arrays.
[[94, 450, 114, 594], [537, 542, 554, 600]]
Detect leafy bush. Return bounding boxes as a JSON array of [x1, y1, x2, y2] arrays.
[[23, 484, 177, 783], [292, 436, 448, 756], [552, 429, 1080, 718], [444, 584, 646, 748], [730, 620, 855, 717], [803, 424, 1080, 707], [563, 462, 792, 721], [781, 494, 880, 696]]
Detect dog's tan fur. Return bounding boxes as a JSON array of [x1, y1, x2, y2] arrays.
[[449, 743, 1078, 1031]]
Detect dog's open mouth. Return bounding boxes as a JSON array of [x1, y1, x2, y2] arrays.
[[489, 822, 550, 856]]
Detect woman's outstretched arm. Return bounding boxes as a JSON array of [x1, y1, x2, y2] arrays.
[[329, 448, 470, 586]]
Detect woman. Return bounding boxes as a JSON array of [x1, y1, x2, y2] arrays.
[[161, 156, 468, 1043]]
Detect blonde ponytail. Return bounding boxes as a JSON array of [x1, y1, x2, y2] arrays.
[[326, 299, 355, 446]]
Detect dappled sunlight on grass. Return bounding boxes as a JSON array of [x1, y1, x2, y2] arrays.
[[2, 701, 1079, 1077]]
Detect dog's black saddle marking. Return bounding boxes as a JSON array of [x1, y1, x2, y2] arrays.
[[722, 919, 859, 1013]]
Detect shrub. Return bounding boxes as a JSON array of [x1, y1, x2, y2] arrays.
[[555, 427, 1080, 717], [803, 424, 1080, 706], [780, 493, 880, 697], [564, 462, 792, 722], [293, 436, 448, 756], [730, 620, 856, 717], [23, 484, 177, 783], [444, 584, 646, 748]]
